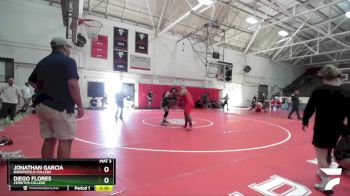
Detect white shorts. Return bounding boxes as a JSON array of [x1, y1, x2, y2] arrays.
[[36, 104, 77, 140]]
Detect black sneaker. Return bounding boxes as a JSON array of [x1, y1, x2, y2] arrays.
[[315, 184, 334, 195]]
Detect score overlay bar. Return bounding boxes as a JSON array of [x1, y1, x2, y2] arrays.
[[7, 158, 115, 191]]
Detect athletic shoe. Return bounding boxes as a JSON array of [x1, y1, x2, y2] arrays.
[[119, 116, 123, 120], [164, 120, 170, 123], [314, 183, 334, 195], [288, 117, 292, 119], [315, 177, 334, 195]]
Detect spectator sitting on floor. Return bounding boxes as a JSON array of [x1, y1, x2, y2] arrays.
[[210, 99, 220, 108], [248, 96, 257, 111], [195, 99, 203, 108]]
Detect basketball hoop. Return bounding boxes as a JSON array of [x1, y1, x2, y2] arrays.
[[78, 19, 103, 41]]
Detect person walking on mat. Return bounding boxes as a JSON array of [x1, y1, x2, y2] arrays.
[[302, 64, 350, 194], [288, 90, 301, 119], [115, 89, 126, 120]]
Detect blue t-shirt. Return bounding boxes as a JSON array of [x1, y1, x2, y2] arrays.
[[29, 51, 79, 113]]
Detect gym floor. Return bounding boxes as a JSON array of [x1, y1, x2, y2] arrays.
[[0, 108, 349, 195]]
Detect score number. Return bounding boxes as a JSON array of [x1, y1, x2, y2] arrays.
[[99, 159, 113, 185]]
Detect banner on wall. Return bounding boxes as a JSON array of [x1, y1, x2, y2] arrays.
[[91, 35, 108, 59], [130, 54, 151, 71], [113, 50, 128, 72], [114, 27, 128, 51], [114, 27, 128, 72], [135, 32, 148, 54]]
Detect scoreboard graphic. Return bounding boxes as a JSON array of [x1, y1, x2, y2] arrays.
[[7, 158, 115, 191]]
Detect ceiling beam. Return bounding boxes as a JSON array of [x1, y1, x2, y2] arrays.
[[105, 0, 109, 18], [259, 0, 344, 30], [158, 11, 192, 36], [298, 1, 347, 33], [185, 0, 193, 9], [156, 0, 169, 33], [121, 0, 127, 22], [89, 0, 107, 14], [220, 0, 315, 49], [272, 17, 310, 60], [243, 25, 261, 55], [157, 2, 207, 36], [277, 48, 350, 61], [303, 58, 350, 66], [145, 0, 156, 31], [248, 30, 350, 55], [330, 16, 347, 33], [255, 0, 350, 54]]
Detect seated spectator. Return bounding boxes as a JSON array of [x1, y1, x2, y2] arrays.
[[270, 98, 276, 110], [101, 94, 107, 109], [276, 99, 282, 109], [90, 97, 98, 109], [248, 96, 257, 111], [195, 99, 203, 108], [210, 99, 220, 108]]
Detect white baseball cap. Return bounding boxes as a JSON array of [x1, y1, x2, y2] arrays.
[[50, 37, 71, 48]]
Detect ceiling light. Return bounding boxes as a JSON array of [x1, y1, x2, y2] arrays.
[[278, 30, 289, 37], [346, 11, 350, 18], [246, 17, 258, 24], [198, 0, 214, 6]]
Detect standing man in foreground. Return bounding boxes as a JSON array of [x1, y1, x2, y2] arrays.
[[29, 37, 84, 159], [302, 64, 349, 194]]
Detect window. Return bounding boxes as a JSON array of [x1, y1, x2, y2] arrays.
[[0, 58, 14, 83]]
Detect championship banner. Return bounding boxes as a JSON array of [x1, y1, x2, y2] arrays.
[[135, 32, 148, 54], [114, 27, 128, 72], [7, 158, 115, 191], [113, 50, 128, 72], [114, 27, 128, 51]]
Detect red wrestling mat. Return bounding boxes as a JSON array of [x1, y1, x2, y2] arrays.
[[0, 108, 349, 195]]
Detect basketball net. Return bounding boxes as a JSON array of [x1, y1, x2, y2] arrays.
[[78, 19, 103, 41]]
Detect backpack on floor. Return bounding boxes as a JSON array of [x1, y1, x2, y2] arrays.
[[334, 134, 350, 161]]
